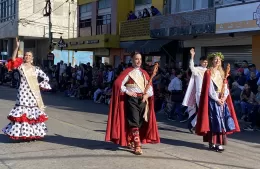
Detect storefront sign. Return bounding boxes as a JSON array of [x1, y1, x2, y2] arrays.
[[216, 2, 260, 34], [94, 48, 109, 56], [86, 40, 99, 44]]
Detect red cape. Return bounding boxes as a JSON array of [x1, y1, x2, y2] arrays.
[[195, 70, 240, 136], [105, 67, 160, 146]]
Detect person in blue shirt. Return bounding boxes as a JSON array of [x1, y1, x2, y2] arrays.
[[151, 6, 161, 16]]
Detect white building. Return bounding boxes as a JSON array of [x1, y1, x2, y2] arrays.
[[0, 0, 77, 64]]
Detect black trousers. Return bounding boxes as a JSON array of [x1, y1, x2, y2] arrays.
[[126, 95, 146, 128]]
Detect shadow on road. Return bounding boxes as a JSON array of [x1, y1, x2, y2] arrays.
[[160, 137, 208, 150], [0, 151, 255, 169], [1, 86, 260, 146]]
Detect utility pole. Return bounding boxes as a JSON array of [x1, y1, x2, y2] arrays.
[[68, 0, 71, 64], [44, 0, 52, 50]]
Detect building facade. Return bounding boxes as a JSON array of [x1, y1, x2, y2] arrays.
[[66, 0, 260, 69], [0, 0, 77, 65], [66, 0, 171, 68], [150, 0, 259, 68]]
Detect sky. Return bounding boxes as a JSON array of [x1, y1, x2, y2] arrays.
[[53, 49, 93, 66]]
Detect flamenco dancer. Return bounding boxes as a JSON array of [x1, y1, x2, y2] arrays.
[[2, 38, 51, 141], [195, 52, 240, 152], [182, 48, 208, 133], [105, 52, 160, 155]]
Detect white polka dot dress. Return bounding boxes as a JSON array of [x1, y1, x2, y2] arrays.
[[2, 65, 51, 140]]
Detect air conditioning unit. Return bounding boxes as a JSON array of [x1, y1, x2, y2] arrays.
[[214, 0, 223, 6]]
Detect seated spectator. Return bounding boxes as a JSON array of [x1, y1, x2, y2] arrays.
[[67, 80, 80, 98], [248, 71, 258, 94], [235, 68, 246, 86], [240, 83, 255, 120], [244, 85, 260, 131], [78, 76, 89, 99], [127, 11, 137, 20], [49, 78, 58, 93], [93, 84, 105, 102], [96, 84, 112, 104], [231, 82, 242, 116], [137, 11, 142, 19], [142, 8, 150, 18], [151, 6, 161, 16]]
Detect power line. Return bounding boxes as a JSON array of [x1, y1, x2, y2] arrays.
[[33, 0, 68, 22]]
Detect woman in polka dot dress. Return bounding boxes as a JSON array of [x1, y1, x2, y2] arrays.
[[2, 38, 51, 141]]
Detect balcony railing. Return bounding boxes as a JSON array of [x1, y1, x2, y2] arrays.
[[79, 27, 92, 37], [119, 17, 150, 38], [96, 23, 111, 35]]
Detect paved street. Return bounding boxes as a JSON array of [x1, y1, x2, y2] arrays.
[[0, 86, 259, 169]]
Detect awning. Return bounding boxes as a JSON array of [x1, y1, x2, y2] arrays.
[[139, 39, 172, 53], [125, 40, 147, 53], [120, 41, 135, 49], [123, 39, 172, 53]]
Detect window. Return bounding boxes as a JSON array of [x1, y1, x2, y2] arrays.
[[171, 0, 209, 13], [79, 3, 92, 26], [179, 0, 193, 12], [135, 0, 152, 6], [80, 3, 92, 14], [79, 19, 91, 28], [98, 0, 112, 9], [0, 0, 16, 23], [97, 14, 111, 25]]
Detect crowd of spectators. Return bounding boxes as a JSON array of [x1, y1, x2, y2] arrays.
[[127, 6, 161, 20]]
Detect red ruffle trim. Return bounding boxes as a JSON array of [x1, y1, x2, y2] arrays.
[[7, 114, 48, 124], [8, 135, 44, 140], [6, 58, 23, 71]]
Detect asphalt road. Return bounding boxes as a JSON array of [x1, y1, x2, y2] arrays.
[[0, 86, 259, 169]]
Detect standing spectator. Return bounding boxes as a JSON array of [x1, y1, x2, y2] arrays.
[[0, 61, 5, 85], [167, 70, 184, 121]]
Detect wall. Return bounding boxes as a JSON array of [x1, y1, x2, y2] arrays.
[[184, 36, 252, 47], [116, 0, 134, 35], [252, 35, 260, 69], [18, 0, 78, 39]]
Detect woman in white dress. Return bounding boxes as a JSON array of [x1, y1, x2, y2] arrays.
[[2, 38, 51, 140]]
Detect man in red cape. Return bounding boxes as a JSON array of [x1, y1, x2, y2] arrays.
[[195, 53, 240, 152], [105, 52, 160, 155]]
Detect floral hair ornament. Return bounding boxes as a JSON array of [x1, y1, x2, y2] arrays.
[[207, 52, 224, 61]]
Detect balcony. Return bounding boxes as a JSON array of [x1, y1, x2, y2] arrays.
[[150, 8, 216, 38], [119, 17, 150, 40]]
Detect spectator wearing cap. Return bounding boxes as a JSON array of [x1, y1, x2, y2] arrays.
[[236, 68, 247, 86]]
